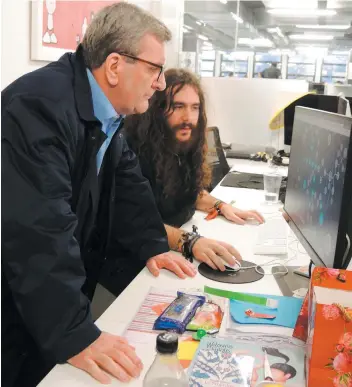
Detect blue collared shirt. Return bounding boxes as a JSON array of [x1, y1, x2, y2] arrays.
[[86, 69, 124, 174]]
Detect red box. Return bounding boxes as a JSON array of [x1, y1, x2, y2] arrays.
[[306, 268, 352, 387]]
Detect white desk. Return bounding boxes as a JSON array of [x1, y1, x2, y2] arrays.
[[38, 160, 308, 387], [227, 158, 288, 177]]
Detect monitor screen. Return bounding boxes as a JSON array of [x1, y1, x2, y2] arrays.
[[284, 107, 352, 268]]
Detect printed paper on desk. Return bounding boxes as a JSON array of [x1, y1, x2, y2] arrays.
[[188, 337, 306, 387], [229, 296, 303, 328], [188, 337, 255, 387], [123, 287, 176, 345], [123, 287, 226, 347]]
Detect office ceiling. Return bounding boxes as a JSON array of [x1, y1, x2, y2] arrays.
[[183, 0, 352, 53]]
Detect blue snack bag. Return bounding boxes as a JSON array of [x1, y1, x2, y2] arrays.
[[153, 292, 206, 334]]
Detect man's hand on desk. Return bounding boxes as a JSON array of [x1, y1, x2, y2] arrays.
[[146, 252, 197, 279], [192, 238, 242, 271], [67, 332, 143, 384], [220, 205, 265, 225]]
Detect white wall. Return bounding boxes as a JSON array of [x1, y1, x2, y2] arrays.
[[325, 84, 352, 97], [201, 78, 309, 149], [1, 1, 48, 89], [1, 0, 183, 90]]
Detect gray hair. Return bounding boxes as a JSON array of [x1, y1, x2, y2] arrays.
[[82, 2, 172, 69]]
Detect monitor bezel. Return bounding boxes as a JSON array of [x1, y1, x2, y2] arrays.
[[284, 107, 352, 269]]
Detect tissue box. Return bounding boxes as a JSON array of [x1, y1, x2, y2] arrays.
[[306, 268, 352, 387]]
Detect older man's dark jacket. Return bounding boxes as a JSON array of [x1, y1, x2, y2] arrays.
[[1, 45, 168, 385]]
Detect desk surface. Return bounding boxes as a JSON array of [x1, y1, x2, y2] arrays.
[[227, 158, 288, 177], [38, 159, 307, 387]]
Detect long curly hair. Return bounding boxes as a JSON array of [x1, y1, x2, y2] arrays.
[[125, 68, 211, 198]]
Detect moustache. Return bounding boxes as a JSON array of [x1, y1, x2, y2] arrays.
[[172, 123, 196, 132]]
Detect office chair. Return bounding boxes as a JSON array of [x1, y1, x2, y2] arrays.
[[206, 126, 230, 190]]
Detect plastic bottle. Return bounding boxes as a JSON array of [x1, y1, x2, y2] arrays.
[[143, 333, 188, 387]]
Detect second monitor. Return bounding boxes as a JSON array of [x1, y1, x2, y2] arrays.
[[284, 107, 352, 269]]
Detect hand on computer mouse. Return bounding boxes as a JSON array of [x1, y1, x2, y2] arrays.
[[220, 204, 265, 225], [192, 237, 242, 271]]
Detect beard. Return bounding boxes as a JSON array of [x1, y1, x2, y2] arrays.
[[167, 121, 199, 154]]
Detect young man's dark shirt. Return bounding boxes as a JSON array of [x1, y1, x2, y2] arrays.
[[127, 133, 198, 228]]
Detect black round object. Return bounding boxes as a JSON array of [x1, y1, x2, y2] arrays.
[[198, 260, 264, 284], [156, 333, 178, 354]]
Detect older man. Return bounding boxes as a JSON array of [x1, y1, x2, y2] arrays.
[[1, 4, 195, 386]]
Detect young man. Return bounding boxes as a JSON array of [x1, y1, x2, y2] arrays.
[[100, 69, 264, 296], [2, 5, 196, 387]]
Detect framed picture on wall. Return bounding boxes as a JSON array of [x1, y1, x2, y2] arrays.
[[31, 0, 118, 61]]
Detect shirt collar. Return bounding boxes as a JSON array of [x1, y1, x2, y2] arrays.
[[86, 69, 119, 123]]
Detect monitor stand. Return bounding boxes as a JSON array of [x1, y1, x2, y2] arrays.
[[272, 266, 310, 297]]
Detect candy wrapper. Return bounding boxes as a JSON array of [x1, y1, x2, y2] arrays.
[[186, 302, 223, 332], [153, 292, 206, 334]]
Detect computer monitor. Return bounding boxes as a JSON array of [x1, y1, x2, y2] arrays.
[[284, 107, 352, 269], [284, 95, 348, 145], [308, 82, 325, 94]]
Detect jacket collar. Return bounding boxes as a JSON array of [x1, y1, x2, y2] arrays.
[[70, 44, 98, 123]]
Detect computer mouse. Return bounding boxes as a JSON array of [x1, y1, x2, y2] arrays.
[[222, 258, 242, 272], [245, 218, 261, 225]]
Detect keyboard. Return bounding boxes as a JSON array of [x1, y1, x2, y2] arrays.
[[225, 150, 251, 159], [254, 217, 288, 255]]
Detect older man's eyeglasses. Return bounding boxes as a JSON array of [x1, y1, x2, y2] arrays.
[[117, 53, 164, 81]]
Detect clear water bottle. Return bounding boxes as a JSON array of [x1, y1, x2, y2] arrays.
[[264, 159, 282, 204], [143, 333, 188, 387]]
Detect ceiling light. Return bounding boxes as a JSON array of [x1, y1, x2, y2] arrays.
[[183, 25, 193, 31], [267, 8, 337, 17], [266, 0, 318, 8], [230, 12, 243, 24], [219, 0, 227, 4], [183, 27, 190, 33], [239, 38, 273, 47], [196, 20, 206, 26], [267, 27, 277, 33], [198, 34, 209, 41], [296, 24, 349, 30], [267, 27, 283, 37], [290, 34, 334, 40]]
